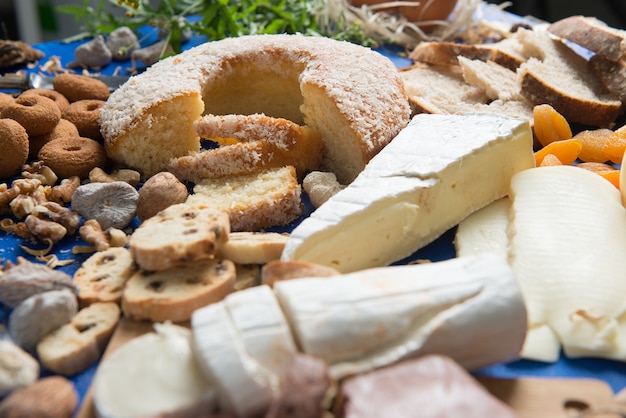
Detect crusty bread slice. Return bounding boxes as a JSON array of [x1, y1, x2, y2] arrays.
[[399, 62, 533, 122], [122, 258, 236, 322], [37, 302, 120, 376], [399, 63, 488, 115], [74, 247, 136, 307], [590, 55, 626, 106], [515, 28, 621, 127], [548, 15, 626, 62], [187, 165, 303, 232], [129, 203, 230, 272], [409, 37, 526, 71], [458, 56, 525, 102]]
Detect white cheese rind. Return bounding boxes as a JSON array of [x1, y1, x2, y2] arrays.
[[282, 113, 534, 273], [273, 254, 527, 379], [191, 285, 297, 417], [509, 165, 626, 361]]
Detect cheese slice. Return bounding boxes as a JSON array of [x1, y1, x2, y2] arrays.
[[454, 197, 511, 259], [509, 165, 626, 362], [281, 113, 534, 273], [191, 285, 297, 417], [273, 254, 527, 379]]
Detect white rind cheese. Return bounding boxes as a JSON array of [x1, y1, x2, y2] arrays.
[[454, 197, 511, 259], [281, 113, 534, 273], [191, 285, 297, 418], [273, 254, 527, 379]]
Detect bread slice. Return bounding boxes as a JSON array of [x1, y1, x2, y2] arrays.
[[37, 302, 120, 376], [216, 231, 289, 265], [73, 247, 136, 307], [409, 37, 526, 71], [590, 55, 626, 106], [548, 15, 626, 62], [129, 202, 230, 272], [458, 56, 524, 102], [515, 28, 621, 127], [187, 165, 303, 232], [122, 258, 236, 322]]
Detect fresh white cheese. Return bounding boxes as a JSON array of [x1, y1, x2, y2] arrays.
[[509, 165, 626, 362], [93, 323, 217, 418], [191, 285, 297, 418], [454, 197, 511, 259], [273, 254, 527, 379], [282, 113, 534, 273]]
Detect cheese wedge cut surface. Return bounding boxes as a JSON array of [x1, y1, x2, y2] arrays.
[[191, 285, 297, 418], [509, 165, 626, 362], [281, 113, 534, 273], [273, 254, 527, 379]]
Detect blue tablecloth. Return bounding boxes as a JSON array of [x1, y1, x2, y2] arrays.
[[1, 22, 626, 410]]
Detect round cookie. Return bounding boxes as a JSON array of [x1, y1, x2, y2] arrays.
[[53, 73, 110, 102], [38, 136, 108, 179], [29, 119, 80, 160], [63, 99, 105, 140], [20, 88, 70, 113], [0, 118, 29, 179], [0, 92, 14, 112], [100, 34, 411, 182], [1, 95, 61, 136]]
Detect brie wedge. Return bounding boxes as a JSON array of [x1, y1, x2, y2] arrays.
[[509, 165, 626, 362], [273, 254, 527, 379], [191, 285, 297, 418], [281, 113, 534, 273]]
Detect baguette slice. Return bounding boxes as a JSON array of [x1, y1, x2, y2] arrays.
[[590, 55, 626, 106], [129, 202, 230, 272], [122, 258, 236, 323], [548, 15, 626, 62], [37, 302, 120, 376]]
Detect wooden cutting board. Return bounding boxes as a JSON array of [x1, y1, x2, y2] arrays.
[[77, 318, 622, 418]]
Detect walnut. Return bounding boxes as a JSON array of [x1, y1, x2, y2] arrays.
[[46, 176, 80, 204], [31, 202, 80, 236], [0, 183, 17, 214], [21, 162, 58, 186], [25, 216, 67, 243], [79, 219, 128, 252], [9, 195, 38, 219], [10, 178, 42, 196], [89, 167, 141, 186]]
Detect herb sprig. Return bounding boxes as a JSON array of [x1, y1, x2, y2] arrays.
[[58, 0, 375, 60]]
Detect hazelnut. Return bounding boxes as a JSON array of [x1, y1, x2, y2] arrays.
[[136, 172, 188, 221]]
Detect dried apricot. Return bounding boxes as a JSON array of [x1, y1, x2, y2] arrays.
[[573, 129, 612, 163], [576, 162, 616, 174], [534, 138, 582, 166], [599, 170, 620, 189], [533, 104, 573, 147], [539, 153, 562, 166], [604, 125, 626, 164]]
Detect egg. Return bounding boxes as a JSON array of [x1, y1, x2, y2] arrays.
[[350, 0, 458, 24]]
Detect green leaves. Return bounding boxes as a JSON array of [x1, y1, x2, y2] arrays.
[[57, 0, 374, 61]]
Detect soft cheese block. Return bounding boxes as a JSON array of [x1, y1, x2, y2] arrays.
[[281, 113, 534, 273], [191, 285, 297, 418], [273, 254, 527, 379]]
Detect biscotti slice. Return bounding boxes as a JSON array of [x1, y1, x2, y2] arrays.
[[186, 165, 303, 232], [548, 15, 626, 62], [73, 247, 136, 307], [515, 27, 621, 127], [37, 302, 121, 376], [121, 258, 236, 322], [409, 37, 525, 71], [129, 202, 230, 271], [216, 231, 289, 264]]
